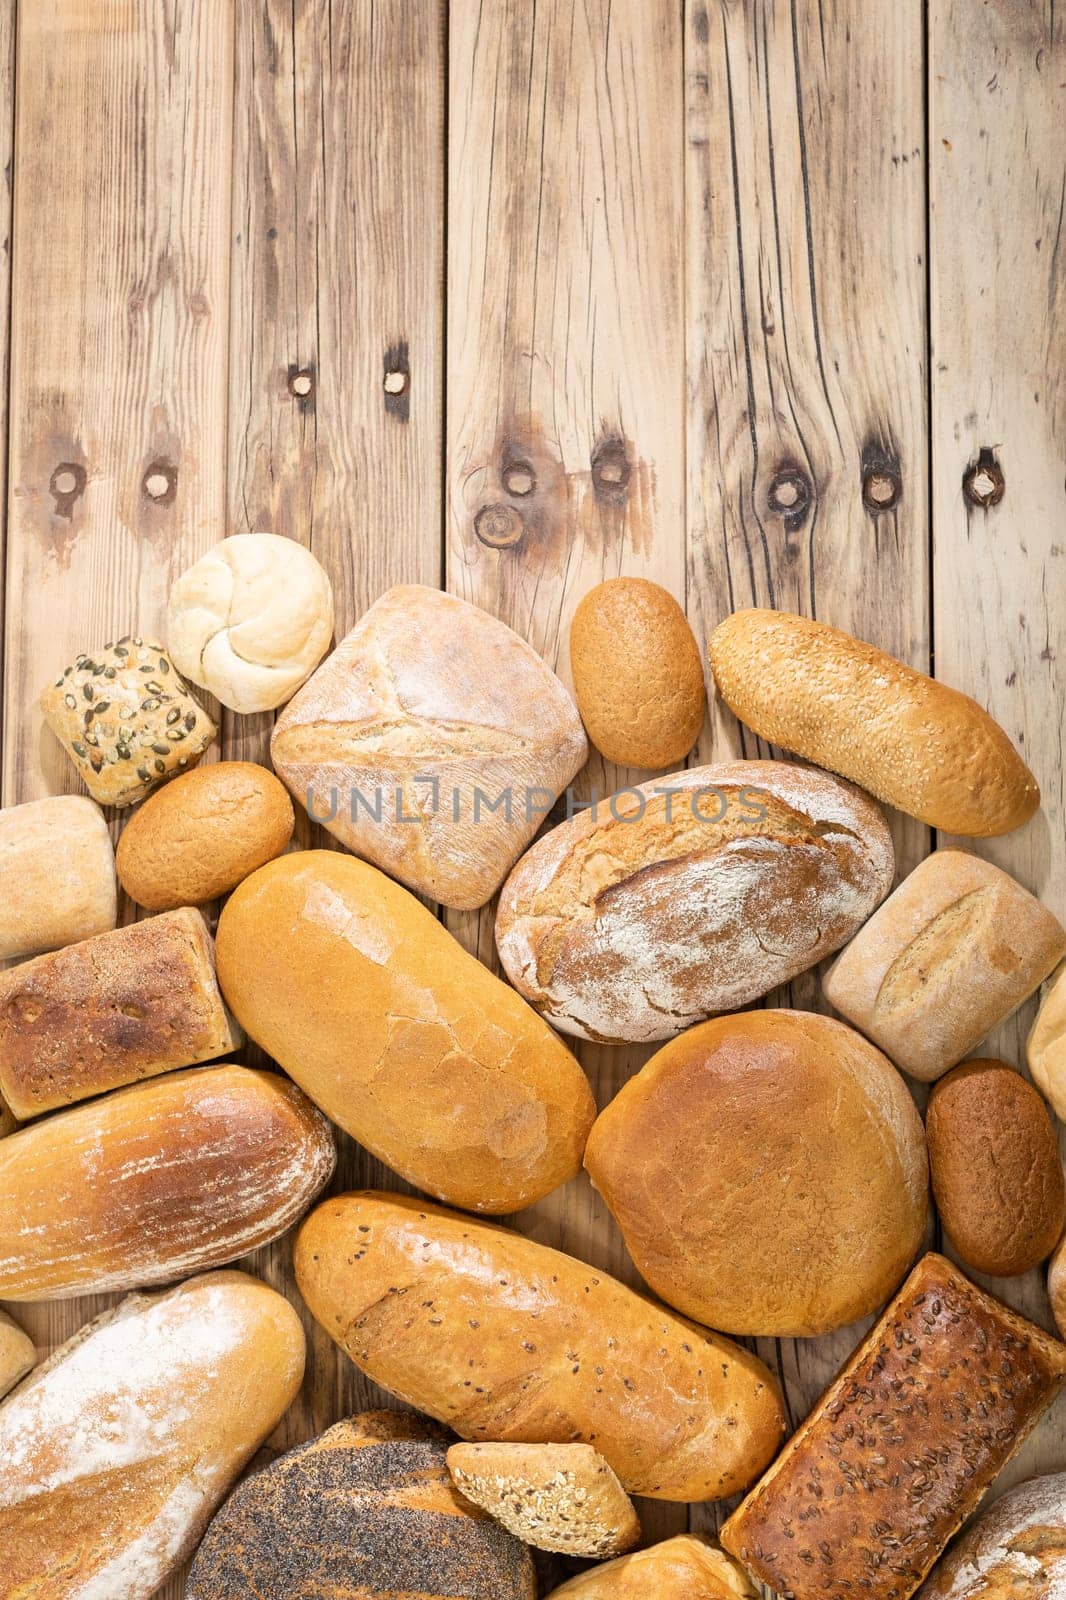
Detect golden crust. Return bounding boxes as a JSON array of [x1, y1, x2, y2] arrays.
[[546, 1535, 757, 1599]]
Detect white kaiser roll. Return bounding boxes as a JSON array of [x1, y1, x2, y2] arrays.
[[167, 533, 334, 713]]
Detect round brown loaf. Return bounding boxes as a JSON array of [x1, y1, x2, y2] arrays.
[[927, 1060, 1064, 1277], [584, 1010, 928, 1337], [708, 609, 1039, 836], [545, 1536, 756, 1600], [116, 761, 294, 910], [569, 579, 705, 768]]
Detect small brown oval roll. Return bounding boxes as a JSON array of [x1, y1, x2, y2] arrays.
[[0, 1064, 335, 1299], [709, 609, 1039, 836], [546, 1536, 756, 1600], [294, 1191, 786, 1503], [116, 761, 294, 910], [570, 579, 705, 768], [927, 1060, 1064, 1277]]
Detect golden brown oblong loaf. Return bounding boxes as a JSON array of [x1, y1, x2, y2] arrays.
[[216, 851, 595, 1213], [708, 609, 1040, 836], [495, 759, 894, 1043], [721, 1254, 1066, 1600], [0, 1064, 335, 1300], [0, 1270, 305, 1600], [294, 1191, 787, 1503]]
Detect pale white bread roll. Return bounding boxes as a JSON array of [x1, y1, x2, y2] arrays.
[[1029, 962, 1066, 1119], [0, 1270, 305, 1599], [546, 1535, 756, 1599], [0, 795, 117, 960], [824, 850, 1066, 1081], [0, 1309, 34, 1399], [916, 1472, 1066, 1600], [495, 759, 894, 1043], [709, 608, 1040, 836], [0, 1064, 335, 1299], [167, 533, 334, 712], [270, 585, 588, 910]]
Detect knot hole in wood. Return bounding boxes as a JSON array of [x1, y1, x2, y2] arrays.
[[287, 366, 316, 405], [383, 342, 410, 420], [142, 461, 177, 505], [860, 441, 903, 514], [591, 437, 631, 504], [475, 503, 525, 549], [766, 466, 813, 528], [49, 462, 86, 517], [963, 448, 1005, 508]]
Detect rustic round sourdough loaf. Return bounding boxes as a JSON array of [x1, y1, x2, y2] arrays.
[[494, 759, 894, 1043], [294, 1191, 786, 1502], [545, 1535, 756, 1599], [916, 1472, 1066, 1600], [708, 609, 1039, 836], [188, 1412, 536, 1600], [584, 1010, 928, 1337]]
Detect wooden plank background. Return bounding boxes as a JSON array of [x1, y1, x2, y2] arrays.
[[0, 0, 1063, 1593]]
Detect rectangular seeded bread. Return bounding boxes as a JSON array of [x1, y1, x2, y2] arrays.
[[721, 1254, 1066, 1600]]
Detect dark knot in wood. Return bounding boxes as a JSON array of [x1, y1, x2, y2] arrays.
[[287, 366, 316, 403], [475, 503, 524, 549], [383, 342, 410, 420], [50, 462, 86, 518], [963, 448, 1005, 508], [502, 459, 537, 497], [767, 467, 812, 527], [862, 469, 901, 511], [860, 439, 903, 515], [591, 437, 631, 504], [142, 461, 177, 505]]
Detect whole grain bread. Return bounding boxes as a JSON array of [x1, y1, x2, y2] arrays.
[[546, 1535, 757, 1599], [294, 1191, 786, 1503], [495, 759, 894, 1043], [0, 1309, 34, 1400], [721, 1254, 1066, 1600], [823, 850, 1066, 1080], [916, 1472, 1066, 1600], [188, 1412, 536, 1600], [708, 609, 1039, 836], [447, 1441, 641, 1557]]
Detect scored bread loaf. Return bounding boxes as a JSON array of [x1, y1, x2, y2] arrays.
[[447, 1441, 641, 1557], [271, 584, 588, 909], [294, 1191, 786, 1502], [0, 1270, 305, 1600], [216, 851, 595, 1213], [916, 1472, 1066, 1600], [823, 850, 1066, 1081], [188, 1411, 536, 1599], [0, 795, 117, 960], [0, 906, 242, 1119], [708, 609, 1040, 836], [546, 1535, 757, 1599], [0, 1309, 34, 1399], [495, 759, 894, 1043], [721, 1254, 1066, 1600], [0, 1064, 335, 1299]]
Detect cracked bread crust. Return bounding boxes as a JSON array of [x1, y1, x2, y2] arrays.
[[495, 760, 894, 1043], [916, 1471, 1066, 1600]]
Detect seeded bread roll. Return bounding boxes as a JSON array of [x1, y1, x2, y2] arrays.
[[0, 795, 117, 960], [447, 1442, 641, 1557], [823, 850, 1066, 1081], [708, 609, 1039, 836], [916, 1473, 1066, 1600], [721, 1254, 1066, 1600], [1029, 963, 1066, 1119], [546, 1536, 757, 1599], [188, 1412, 536, 1600], [0, 1309, 35, 1399], [0, 906, 242, 1119], [0, 1064, 335, 1299], [0, 1271, 305, 1599], [495, 759, 894, 1043], [294, 1191, 786, 1503]]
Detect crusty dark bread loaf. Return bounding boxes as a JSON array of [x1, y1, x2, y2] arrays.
[[0, 905, 242, 1118], [708, 609, 1040, 836], [0, 1270, 305, 1600], [294, 1191, 786, 1503], [0, 1064, 335, 1299], [721, 1254, 1066, 1600], [495, 760, 894, 1043], [916, 1472, 1066, 1600], [188, 1411, 536, 1599]]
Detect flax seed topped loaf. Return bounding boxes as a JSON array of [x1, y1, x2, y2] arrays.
[[721, 1254, 1066, 1600]]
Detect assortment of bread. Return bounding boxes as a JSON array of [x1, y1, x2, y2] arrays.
[[4, 572, 1066, 1596]]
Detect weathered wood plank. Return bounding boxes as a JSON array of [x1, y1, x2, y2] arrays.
[[684, 0, 930, 1525], [0, 0, 16, 779], [446, 0, 687, 1547], [929, 0, 1066, 1491]]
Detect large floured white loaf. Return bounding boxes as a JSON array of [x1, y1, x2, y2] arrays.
[[271, 585, 588, 909], [0, 1270, 305, 1600], [917, 1472, 1066, 1600], [495, 760, 895, 1043]]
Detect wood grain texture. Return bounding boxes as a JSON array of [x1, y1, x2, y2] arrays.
[[684, 0, 930, 1528], [446, 0, 687, 1547], [929, 0, 1066, 1490], [0, 0, 13, 771]]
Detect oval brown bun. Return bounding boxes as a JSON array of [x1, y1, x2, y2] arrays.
[[709, 609, 1039, 836], [546, 1535, 756, 1599], [585, 1009, 929, 1337]]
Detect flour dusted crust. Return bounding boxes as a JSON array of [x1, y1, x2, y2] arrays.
[[271, 584, 588, 910], [917, 1472, 1066, 1600], [447, 1441, 641, 1556], [546, 1535, 757, 1599], [495, 759, 895, 1043], [0, 1270, 305, 1600]]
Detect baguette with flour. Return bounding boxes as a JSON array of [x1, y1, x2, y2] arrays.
[[0, 1271, 305, 1599]]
